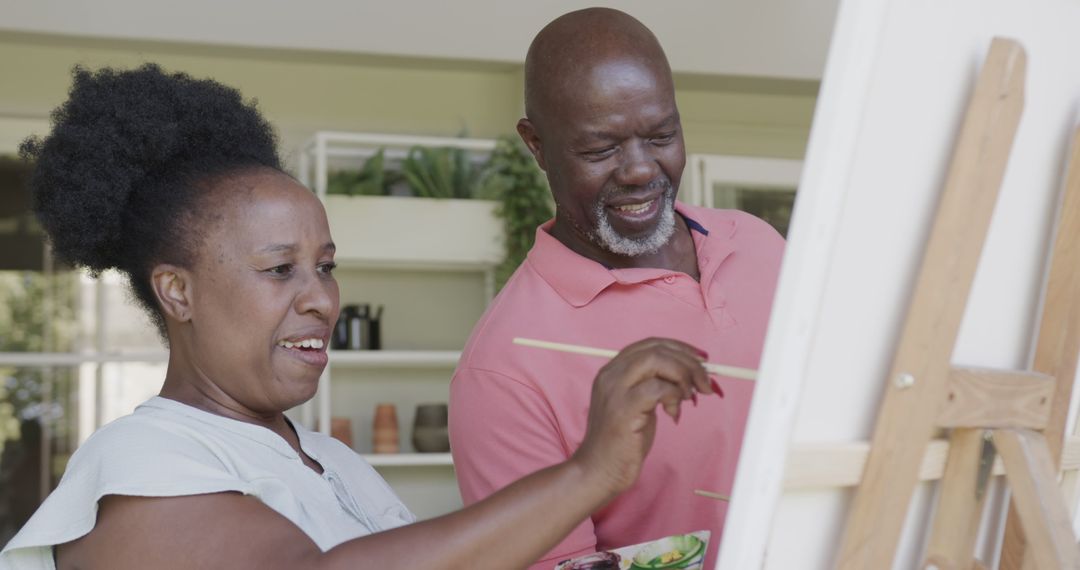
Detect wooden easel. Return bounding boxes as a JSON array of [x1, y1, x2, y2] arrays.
[[836, 38, 1080, 569]]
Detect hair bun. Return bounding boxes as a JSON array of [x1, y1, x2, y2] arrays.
[[21, 64, 280, 273]]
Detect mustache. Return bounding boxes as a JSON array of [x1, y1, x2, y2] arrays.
[[599, 178, 673, 202]]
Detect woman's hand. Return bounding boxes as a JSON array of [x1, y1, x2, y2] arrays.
[[571, 337, 715, 499]]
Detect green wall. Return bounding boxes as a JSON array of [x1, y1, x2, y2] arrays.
[[0, 32, 817, 164]]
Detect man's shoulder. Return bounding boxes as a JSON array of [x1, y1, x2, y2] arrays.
[[475, 257, 569, 328], [456, 259, 576, 374]]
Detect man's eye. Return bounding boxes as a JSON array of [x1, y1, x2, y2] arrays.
[[651, 133, 676, 145], [318, 262, 337, 275], [267, 264, 293, 276], [584, 147, 616, 160]]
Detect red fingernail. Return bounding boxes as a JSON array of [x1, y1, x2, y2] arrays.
[[692, 393, 699, 407], [675, 412, 681, 425], [695, 347, 709, 359], [710, 379, 725, 398]]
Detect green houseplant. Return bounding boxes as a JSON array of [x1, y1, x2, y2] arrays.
[[326, 148, 401, 196], [401, 145, 482, 199], [328, 145, 485, 199], [476, 136, 554, 289], [320, 135, 551, 290]]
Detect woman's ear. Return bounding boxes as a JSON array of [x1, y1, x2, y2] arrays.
[[151, 265, 193, 322]]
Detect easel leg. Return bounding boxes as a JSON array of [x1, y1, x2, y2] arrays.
[[925, 429, 992, 569], [992, 429, 1080, 569], [1000, 127, 1080, 570]]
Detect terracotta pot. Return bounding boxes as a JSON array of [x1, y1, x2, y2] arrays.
[[330, 417, 353, 449], [372, 403, 399, 454], [411, 403, 450, 453]]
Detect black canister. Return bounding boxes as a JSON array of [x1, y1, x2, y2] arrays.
[[332, 305, 357, 349], [347, 304, 370, 350], [368, 305, 383, 350]]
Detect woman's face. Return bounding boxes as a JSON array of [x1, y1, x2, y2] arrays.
[[184, 169, 339, 415]]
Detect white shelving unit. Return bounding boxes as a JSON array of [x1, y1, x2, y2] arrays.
[[318, 350, 463, 470], [0, 352, 168, 366], [297, 132, 501, 488], [361, 453, 454, 467], [329, 350, 461, 368]]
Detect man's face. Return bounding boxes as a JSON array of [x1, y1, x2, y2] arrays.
[[524, 59, 686, 258]]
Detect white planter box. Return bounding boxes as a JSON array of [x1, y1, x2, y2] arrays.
[[323, 195, 502, 269]]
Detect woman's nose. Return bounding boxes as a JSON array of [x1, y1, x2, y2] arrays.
[[296, 271, 337, 319]]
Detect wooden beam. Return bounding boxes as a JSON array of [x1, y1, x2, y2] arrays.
[[837, 38, 1027, 569], [781, 435, 1080, 490], [992, 429, 1080, 569], [786, 440, 953, 490], [937, 368, 1055, 429]]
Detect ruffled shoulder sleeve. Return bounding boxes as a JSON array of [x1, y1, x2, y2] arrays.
[[0, 412, 251, 569]]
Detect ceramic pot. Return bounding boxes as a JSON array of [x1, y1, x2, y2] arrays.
[[372, 403, 399, 454], [330, 417, 353, 449], [411, 403, 450, 453]]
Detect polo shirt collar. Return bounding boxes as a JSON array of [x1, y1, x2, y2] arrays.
[[526, 202, 736, 307]]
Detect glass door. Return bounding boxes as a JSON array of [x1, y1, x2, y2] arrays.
[[683, 155, 802, 237]]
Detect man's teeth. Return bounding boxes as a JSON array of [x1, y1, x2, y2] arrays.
[[615, 200, 654, 213], [278, 338, 324, 349]]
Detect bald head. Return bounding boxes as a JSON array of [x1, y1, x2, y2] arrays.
[[524, 8, 674, 126], [515, 8, 686, 264]]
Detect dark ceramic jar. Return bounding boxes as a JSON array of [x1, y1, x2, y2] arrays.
[[411, 403, 450, 453]]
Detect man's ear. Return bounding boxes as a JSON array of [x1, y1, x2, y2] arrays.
[[516, 118, 547, 172], [151, 264, 193, 323]]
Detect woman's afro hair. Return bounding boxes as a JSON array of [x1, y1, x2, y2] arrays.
[[20, 64, 282, 336]]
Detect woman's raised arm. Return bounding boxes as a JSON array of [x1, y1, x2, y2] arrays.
[[58, 338, 714, 570]]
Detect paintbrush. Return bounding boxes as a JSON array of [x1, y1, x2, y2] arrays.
[[693, 489, 731, 502], [512, 337, 757, 381]]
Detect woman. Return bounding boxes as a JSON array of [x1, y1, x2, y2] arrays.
[[0, 65, 716, 569]]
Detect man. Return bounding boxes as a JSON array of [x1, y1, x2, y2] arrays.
[[449, 8, 785, 569]]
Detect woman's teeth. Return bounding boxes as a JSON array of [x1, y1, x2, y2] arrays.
[[278, 338, 324, 349], [615, 200, 654, 213]]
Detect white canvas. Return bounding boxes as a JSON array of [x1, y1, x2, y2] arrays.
[[719, 0, 1080, 568]]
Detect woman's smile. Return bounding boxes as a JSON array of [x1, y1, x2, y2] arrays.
[[274, 334, 330, 368]]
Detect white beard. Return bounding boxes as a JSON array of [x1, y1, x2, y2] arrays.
[[591, 185, 677, 257]]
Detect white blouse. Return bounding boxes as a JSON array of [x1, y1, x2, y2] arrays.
[[0, 396, 415, 569]]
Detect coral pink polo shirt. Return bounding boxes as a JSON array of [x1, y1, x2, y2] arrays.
[[449, 203, 784, 569]]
